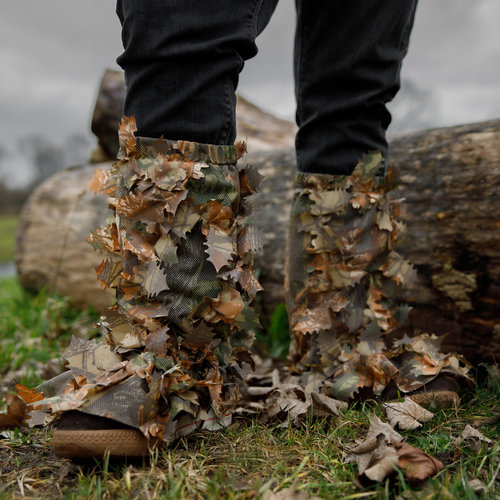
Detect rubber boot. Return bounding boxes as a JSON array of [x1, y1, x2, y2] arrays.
[[285, 152, 472, 404], [33, 117, 263, 457]]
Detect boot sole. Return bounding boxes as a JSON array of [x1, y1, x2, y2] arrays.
[[407, 390, 460, 410], [53, 428, 154, 458]]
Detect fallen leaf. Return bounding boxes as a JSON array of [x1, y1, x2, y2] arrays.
[[394, 442, 443, 484], [383, 397, 434, 430], [362, 437, 399, 482], [346, 414, 404, 482], [453, 424, 492, 452], [0, 394, 27, 429], [263, 479, 321, 500], [347, 415, 443, 484]]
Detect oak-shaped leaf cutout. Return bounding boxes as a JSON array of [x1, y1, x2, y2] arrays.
[[204, 225, 236, 272], [383, 397, 434, 430]]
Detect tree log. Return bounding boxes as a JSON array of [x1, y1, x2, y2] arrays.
[[16, 118, 500, 364]]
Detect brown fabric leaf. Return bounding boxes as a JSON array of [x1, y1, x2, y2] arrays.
[[144, 327, 171, 356], [88, 167, 115, 196], [204, 225, 236, 272], [239, 266, 264, 297], [142, 260, 169, 297], [347, 414, 441, 484], [205, 200, 233, 228], [237, 225, 263, 256], [95, 257, 122, 289], [16, 385, 44, 405], [118, 116, 138, 159]]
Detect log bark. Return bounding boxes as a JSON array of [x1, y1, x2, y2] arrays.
[[16, 118, 500, 364]]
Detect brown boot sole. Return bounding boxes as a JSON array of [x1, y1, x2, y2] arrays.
[[406, 390, 460, 410], [53, 428, 155, 458]]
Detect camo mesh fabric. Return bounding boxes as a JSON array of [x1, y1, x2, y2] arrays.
[[34, 117, 263, 443], [286, 152, 472, 401]]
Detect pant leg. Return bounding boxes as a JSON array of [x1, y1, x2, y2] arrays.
[[294, 0, 418, 175], [116, 0, 278, 145]]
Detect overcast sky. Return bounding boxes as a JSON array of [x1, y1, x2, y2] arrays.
[[1, 0, 499, 186]]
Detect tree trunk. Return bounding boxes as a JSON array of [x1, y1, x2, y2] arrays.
[[16, 118, 500, 364]]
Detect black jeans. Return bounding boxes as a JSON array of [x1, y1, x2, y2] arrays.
[[116, 0, 417, 175]]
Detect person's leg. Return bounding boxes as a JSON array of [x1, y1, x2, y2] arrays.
[[116, 0, 278, 145], [287, 1, 471, 403], [294, 0, 417, 174], [42, 1, 280, 458]]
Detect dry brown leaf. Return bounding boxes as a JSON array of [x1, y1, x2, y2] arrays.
[[0, 394, 28, 429], [347, 415, 443, 484], [453, 424, 493, 452], [264, 479, 320, 500], [363, 438, 399, 482], [346, 414, 403, 481], [383, 397, 434, 430], [394, 442, 443, 484]]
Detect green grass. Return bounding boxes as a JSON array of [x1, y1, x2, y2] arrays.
[[0, 279, 498, 499], [0, 277, 99, 387], [0, 214, 18, 264]]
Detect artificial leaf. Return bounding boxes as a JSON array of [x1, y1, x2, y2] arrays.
[[382, 252, 416, 286], [204, 225, 236, 272], [121, 228, 157, 261], [142, 260, 169, 297], [117, 115, 138, 159], [163, 189, 188, 214], [88, 168, 115, 195], [155, 234, 179, 265], [237, 224, 264, 257], [154, 164, 187, 191], [87, 226, 119, 254], [16, 385, 44, 405], [238, 266, 263, 297], [308, 189, 350, 215], [170, 202, 201, 240], [383, 397, 434, 430], [362, 438, 399, 482], [239, 164, 264, 196], [144, 327, 171, 357], [205, 200, 233, 228], [63, 336, 121, 375], [95, 257, 122, 289]]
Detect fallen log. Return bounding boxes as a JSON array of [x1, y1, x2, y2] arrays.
[[15, 116, 500, 363]]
